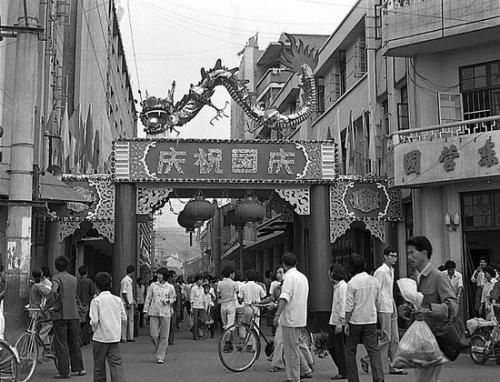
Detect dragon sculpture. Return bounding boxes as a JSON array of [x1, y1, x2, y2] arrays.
[[139, 34, 319, 135]]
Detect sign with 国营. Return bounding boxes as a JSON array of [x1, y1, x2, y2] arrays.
[[113, 139, 337, 183]]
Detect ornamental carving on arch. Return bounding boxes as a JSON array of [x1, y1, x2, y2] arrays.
[[330, 220, 352, 243], [275, 187, 310, 215], [136, 187, 173, 215], [57, 221, 81, 243], [92, 221, 115, 243], [365, 220, 386, 243], [87, 177, 115, 220]]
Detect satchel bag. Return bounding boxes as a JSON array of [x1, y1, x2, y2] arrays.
[[434, 319, 468, 361], [76, 296, 89, 323]]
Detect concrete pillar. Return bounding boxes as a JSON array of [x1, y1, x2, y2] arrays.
[[309, 185, 332, 326], [273, 245, 280, 268], [76, 242, 85, 270], [113, 184, 137, 294], [4, 2, 40, 336], [211, 206, 222, 277]]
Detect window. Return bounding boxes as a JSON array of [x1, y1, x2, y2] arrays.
[[460, 60, 500, 119], [397, 85, 409, 130], [438, 93, 463, 124], [339, 50, 346, 96], [316, 77, 325, 113], [462, 190, 500, 230]]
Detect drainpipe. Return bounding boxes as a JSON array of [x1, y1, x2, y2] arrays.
[[367, 0, 378, 175]]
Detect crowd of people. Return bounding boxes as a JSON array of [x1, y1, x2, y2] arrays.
[[1, 233, 499, 381]]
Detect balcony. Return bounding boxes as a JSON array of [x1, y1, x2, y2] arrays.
[[255, 69, 291, 101], [381, 0, 500, 56], [391, 115, 500, 187]]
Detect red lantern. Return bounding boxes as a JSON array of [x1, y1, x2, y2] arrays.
[[183, 194, 215, 221], [177, 210, 197, 232], [226, 209, 247, 227], [234, 195, 265, 223]]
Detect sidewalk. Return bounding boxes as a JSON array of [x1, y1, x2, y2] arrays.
[[29, 323, 499, 382]]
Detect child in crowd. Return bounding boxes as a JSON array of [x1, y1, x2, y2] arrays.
[[90, 272, 126, 382], [202, 282, 215, 338]]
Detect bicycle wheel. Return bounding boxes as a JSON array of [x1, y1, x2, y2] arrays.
[[14, 333, 38, 382], [0, 340, 19, 382], [469, 334, 489, 365], [218, 323, 261, 372]]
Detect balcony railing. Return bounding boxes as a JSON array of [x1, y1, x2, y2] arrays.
[[391, 115, 500, 144], [256, 69, 290, 99], [380, 0, 500, 56]]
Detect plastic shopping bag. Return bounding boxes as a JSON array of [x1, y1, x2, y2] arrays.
[[391, 319, 448, 369]]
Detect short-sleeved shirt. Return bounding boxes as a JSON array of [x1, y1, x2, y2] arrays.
[[374, 263, 394, 314], [241, 281, 266, 306], [217, 278, 238, 304], [120, 275, 134, 305], [279, 267, 309, 327], [441, 270, 463, 296]]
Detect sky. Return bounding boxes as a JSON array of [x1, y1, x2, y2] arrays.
[[117, 0, 357, 228]]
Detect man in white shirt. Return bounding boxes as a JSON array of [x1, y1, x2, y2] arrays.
[[120, 265, 135, 342], [217, 267, 238, 330], [443, 260, 463, 299], [240, 270, 266, 327], [362, 248, 406, 376], [190, 275, 205, 340], [273, 252, 312, 382], [90, 272, 127, 382], [345, 254, 384, 382]]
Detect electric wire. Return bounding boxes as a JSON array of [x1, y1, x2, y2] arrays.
[[126, 0, 143, 101]]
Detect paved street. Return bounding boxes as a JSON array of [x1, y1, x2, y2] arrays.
[[29, 322, 499, 382]]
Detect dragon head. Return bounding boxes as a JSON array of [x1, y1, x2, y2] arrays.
[[139, 82, 179, 134]]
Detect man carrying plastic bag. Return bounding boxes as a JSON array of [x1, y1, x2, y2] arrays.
[[393, 236, 458, 382]]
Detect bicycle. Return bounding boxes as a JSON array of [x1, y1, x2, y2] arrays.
[[469, 305, 500, 365], [218, 304, 313, 372], [0, 338, 20, 381], [14, 307, 58, 382]]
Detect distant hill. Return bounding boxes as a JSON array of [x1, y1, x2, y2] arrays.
[[154, 226, 200, 262]]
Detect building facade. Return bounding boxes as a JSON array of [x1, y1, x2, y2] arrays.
[[0, 0, 136, 292], [383, 0, 500, 317]]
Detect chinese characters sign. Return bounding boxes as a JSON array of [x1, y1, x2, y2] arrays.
[[114, 139, 337, 183], [393, 134, 500, 187]]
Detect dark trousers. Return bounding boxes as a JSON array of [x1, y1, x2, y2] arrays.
[[92, 341, 125, 382], [53, 319, 84, 376], [137, 304, 145, 328], [327, 326, 347, 377], [192, 308, 204, 340], [80, 315, 91, 346], [346, 323, 384, 382], [168, 313, 175, 344]]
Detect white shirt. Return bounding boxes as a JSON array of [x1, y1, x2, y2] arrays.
[[120, 275, 134, 305], [374, 263, 395, 314], [269, 280, 280, 297], [346, 272, 381, 325], [217, 278, 238, 304], [442, 270, 463, 295], [190, 284, 205, 309], [482, 279, 497, 303], [329, 280, 347, 326], [241, 281, 266, 306], [472, 270, 487, 287], [279, 267, 309, 327], [90, 291, 126, 343]]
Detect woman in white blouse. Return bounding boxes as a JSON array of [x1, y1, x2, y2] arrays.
[[144, 267, 176, 364]]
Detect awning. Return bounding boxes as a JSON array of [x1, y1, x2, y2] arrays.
[[0, 164, 90, 203], [223, 230, 285, 259]]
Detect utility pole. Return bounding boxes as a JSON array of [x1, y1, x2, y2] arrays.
[[4, 0, 42, 335]]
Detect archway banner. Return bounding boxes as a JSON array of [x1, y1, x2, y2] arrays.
[[113, 138, 337, 183]]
